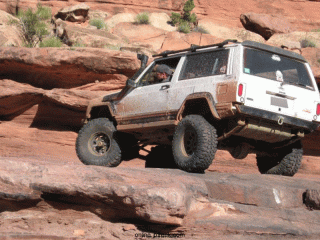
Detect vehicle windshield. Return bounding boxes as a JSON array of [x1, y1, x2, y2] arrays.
[[243, 48, 314, 90]]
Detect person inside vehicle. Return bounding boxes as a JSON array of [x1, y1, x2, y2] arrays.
[[150, 64, 173, 84], [140, 64, 174, 86]]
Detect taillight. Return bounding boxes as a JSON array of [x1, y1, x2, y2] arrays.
[[238, 84, 243, 96], [316, 103, 320, 115]]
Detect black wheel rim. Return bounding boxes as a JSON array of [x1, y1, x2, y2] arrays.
[[89, 132, 111, 156], [183, 126, 197, 156]]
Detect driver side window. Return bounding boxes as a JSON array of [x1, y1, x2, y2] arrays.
[[137, 57, 181, 86]]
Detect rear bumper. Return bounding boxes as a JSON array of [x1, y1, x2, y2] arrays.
[[237, 105, 319, 131]]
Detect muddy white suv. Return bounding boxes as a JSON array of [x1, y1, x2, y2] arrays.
[[76, 40, 320, 176]]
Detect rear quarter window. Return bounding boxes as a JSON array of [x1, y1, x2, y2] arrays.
[[179, 49, 229, 80]]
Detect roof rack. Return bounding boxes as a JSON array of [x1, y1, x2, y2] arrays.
[[152, 39, 238, 58]]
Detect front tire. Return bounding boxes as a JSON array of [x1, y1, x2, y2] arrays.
[[76, 118, 121, 167], [256, 141, 303, 176], [172, 115, 217, 173]]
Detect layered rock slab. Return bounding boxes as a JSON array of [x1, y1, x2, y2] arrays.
[[0, 47, 140, 89], [1, 159, 320, 238], [0, 79, 108, 126]]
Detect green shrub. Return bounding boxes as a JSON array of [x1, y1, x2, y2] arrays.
[[193, 26, 209, 34], [17, 7, 49, 47], [183, 0, 195, 13], [300, 39, 317, 48], [182, 0, 196, 22], [36, 3, 51, 20], [105, 44, 121, 51], [170, 0, 197, 33], [89, 18, 106, 30], [73, 40, 86, 47], [318, 59, 320, 64], [135, 12, 149, 24], [39, 36, 63, 47], [189, 13, 197, 23], [170, 12, 182, 25], [178, 22, 190, 33], [7, 16, 19, 25], [91, 40, 106, 48]]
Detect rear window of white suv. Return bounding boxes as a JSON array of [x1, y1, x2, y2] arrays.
[[243, 48, 314, 90]]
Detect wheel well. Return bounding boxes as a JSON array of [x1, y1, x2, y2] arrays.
[[90, 106, 115, 124], [181, 98, 216, 124]]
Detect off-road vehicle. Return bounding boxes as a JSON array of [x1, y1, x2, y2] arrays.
[[76, 40, 320, 176]]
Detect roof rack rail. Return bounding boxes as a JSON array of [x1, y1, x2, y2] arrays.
[[152, 39, 238, 58]]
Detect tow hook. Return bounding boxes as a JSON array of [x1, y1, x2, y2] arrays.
[[278, 116, 284, 125]]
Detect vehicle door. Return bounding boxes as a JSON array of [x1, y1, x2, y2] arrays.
[[116, 56, 182, 121]]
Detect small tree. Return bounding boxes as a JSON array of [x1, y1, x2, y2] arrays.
[[89, 18, 107, 29], [17, 4, 49, 47], [182, 0, 195, 22], [170, 0, 197, 32], [135, 12, 150, 24]]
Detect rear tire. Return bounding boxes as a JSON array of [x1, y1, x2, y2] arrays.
[[76, 118, 122, 167], [172, 115, 217, 173], [256, 141, 303, 176]]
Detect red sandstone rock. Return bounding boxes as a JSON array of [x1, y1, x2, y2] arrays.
[[240, 12, 293, 40], [1, 158, 320, 238], [301, 47, 320, 83], [0, 79, 43, 119], [112, 22, 166, 50], [1, 0, 320, 31], [0, 47, 140, 89], [304, 189, 320, 210], [54, 3, 90, 22]]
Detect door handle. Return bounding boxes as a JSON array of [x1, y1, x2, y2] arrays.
[[160, 85, 170, 90]]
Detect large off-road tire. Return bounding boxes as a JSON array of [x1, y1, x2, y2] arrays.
[[76, 118, 121, 167], [256, 141, 303, 176], [172, 115, 218, 173], [145, 145, 177, 169]]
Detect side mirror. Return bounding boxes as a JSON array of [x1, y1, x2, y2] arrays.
[[126, 79, 137, 88]]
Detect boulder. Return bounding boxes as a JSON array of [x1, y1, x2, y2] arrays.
[[54, 3, 90, 23], [0, 47, 140, 89], [0, 10, 23, 47], [240, 12, 293, 40], [53, 18, 72, 46], [63, 24, 122, 48], [304, 189, 320, 210]]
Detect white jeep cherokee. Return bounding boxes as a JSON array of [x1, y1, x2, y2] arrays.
[[76, 40, 320, 176]]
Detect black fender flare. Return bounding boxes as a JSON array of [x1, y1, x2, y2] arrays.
[[176, 92, 220, 121]]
